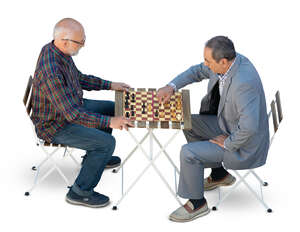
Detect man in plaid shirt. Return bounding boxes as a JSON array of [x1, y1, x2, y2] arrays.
[[31, 18, 133, 208]]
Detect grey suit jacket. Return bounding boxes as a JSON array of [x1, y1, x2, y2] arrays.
[[170, 53, 270, 170]]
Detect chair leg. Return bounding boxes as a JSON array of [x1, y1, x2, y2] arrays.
[[250, 170, 268, 186], [213, 170, 272, 213], [233, 171, 272, 213], [25, 146, 71, 196], [212, 171, 251, 210]]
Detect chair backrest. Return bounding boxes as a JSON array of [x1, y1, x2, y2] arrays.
[[269, 90, 283, 145], [23, 75, 33, 116]]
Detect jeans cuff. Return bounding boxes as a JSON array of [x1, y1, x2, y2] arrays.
[[71, 183, 93, 197]]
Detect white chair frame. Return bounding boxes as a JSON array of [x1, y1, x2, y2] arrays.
[[24, 76, 81, 196], [212, 91, 283, 213]]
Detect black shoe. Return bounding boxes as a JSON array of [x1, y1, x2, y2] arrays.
[[66, 188, 110, 208], [81, 155, 121, 169], [105, 156, 121, 169]]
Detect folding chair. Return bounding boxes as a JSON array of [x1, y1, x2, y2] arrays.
[[23, 76, 81, 196], [212, 90, 283, 213]]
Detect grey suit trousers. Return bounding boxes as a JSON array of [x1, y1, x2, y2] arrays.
[[178, 114, 226, 199]]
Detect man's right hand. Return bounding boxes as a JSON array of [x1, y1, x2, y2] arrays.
[[109, 116, 134, 131], [157, 85, 174, 104]]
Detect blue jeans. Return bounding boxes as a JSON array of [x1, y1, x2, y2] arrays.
[[52, 99, 115, 196]]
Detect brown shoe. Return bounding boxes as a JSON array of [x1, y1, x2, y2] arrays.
[[204, 173, 236, 191]]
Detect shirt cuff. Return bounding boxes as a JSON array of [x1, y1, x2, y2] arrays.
[[167, 82, 177, 91]]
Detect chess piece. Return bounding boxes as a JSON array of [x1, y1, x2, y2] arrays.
[[147, 104, 152, 112], [155, 110, 159, 117], [126, 112, 130, 118], [131, 105, 134, 111], [125, 99, 129, 108], [171, 111, 176, 119], [176, 114, 182, 121], [131, 111, 135, 116], [159, 111, 164, 118]]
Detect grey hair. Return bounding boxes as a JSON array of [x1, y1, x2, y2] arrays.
[[53, 23, 73, 40], [205, 36, 236, 62]]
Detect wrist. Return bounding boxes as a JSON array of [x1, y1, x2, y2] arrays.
[[167, 83, 176, 93]]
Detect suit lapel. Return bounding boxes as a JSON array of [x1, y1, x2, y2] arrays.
[[217, 55, 241, 117], [208, 75, 219, 93]]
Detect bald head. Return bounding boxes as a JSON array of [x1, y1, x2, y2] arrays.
[[53, 18, 85, 56], [53, 18, 84, 40]]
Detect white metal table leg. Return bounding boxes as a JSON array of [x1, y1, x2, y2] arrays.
[[113, 129, 182, 209], [113, 131, 150, 173]]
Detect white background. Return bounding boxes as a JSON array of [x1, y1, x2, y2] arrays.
[[0, 0, 299, 231]]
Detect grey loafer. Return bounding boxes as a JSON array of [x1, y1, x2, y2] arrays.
[[204, 173, 236, 191], [169, 201, 210, 222]]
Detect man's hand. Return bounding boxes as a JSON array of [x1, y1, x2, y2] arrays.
[[111, 82, 131, 91], [109, 116, 134, 131], [157, 85, 174, 104], [209, 134, 228, 148]]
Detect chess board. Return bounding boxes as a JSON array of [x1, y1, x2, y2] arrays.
[[115, 88, 191, 129]]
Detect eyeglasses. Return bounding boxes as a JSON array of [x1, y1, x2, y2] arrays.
[[62, 38, 85, 46]]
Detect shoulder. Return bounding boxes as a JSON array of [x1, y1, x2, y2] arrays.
[[233, 54, 262, 88], [36, 44, 62, 77]]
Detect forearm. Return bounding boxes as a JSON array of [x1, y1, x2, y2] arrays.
[[169, 63, 211, 89], [79, 72, 111, 91]]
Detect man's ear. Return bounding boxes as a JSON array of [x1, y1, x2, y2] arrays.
[[62, 40, 69, 48], [220, 58, 228, 66]]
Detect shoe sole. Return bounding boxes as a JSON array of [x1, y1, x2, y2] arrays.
[[169, 208, 211, 223], [65, 197, 110, 208], [105, 163, 121, 169], [204, 177, 236, 191]]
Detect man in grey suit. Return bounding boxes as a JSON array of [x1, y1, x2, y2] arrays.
[[157, 36, 269, 222]]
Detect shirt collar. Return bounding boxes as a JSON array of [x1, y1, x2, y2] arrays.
[[49, 40, 72, 64]]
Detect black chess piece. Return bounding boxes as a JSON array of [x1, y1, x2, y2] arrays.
[[131, 105, 134, 111], [126, 112, 130, 118], [131, 111, 135, 116], [155, 110, 159, 117]]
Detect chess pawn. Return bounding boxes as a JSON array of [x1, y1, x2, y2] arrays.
[[176, 114, 182, 121], [159, 111, 165, 118], [171, 111, 176, 119]]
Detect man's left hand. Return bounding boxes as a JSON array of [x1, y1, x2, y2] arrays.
[[111, 82, 131, 91], [209, 134, 228, 148]]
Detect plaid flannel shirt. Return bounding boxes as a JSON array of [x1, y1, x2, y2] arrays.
[[31, 41, 112, 143]]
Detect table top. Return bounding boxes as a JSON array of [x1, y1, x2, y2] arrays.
[[115, 88, 191, 130]]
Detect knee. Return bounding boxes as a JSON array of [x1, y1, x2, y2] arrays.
[[94, 135, 116, 154], [106, 135, 116, 153], [180, 144, 200, 164], [180, 144, 193, 162]]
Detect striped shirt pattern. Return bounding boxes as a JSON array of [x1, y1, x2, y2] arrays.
[[31, 41, 112, 143], [218, 58, 236, 96]]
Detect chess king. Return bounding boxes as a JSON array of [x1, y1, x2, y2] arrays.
[[157, 36, 269, 222], [30, 18, 133, 208]]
